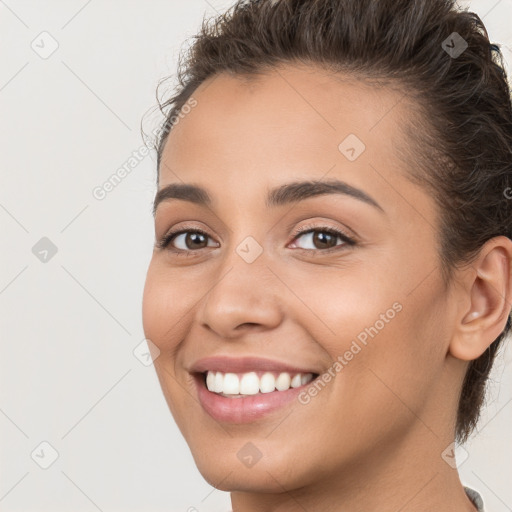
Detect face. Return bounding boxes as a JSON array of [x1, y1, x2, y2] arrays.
[[142, 64, 461, 493]]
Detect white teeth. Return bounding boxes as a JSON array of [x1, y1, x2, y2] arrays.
[[214, 372, 223, 393], [239, 372, 260, 395], [205, 370, 315, 396], [206, 371, 216, 391], [290, 374, 302, 388], [223, 373, 239, 394], [301, 373, 313, 385], [275, 372, 291, 391], [259, 372, 276, 393]]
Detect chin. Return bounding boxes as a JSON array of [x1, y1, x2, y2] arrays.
[[184, 432, 332, 495], [193, 454, 308, 493]]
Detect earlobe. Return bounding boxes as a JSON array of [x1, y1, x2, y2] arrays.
[[449, 236, 512, 362]]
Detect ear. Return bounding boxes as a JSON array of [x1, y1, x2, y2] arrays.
[[449, 236, 512, 361]]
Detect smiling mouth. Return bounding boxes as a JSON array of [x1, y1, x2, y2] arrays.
[[201, 370, 319, 397]]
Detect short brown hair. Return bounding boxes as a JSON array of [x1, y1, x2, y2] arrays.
[[152, 0, 512, 443]]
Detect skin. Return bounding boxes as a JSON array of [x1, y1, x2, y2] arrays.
[[142, 63, 512, 512]]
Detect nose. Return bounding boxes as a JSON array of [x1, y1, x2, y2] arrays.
[[197, 254, 284, 338]]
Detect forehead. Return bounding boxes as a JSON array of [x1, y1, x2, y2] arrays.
[[158, 63, 428, 219], [161, 64, 411, 169], [178, 64, 404, 129]]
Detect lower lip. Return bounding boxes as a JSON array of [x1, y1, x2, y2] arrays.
[[194, 373, 313, 423]]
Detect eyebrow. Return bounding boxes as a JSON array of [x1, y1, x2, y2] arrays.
[[152, 179, 384, 216]]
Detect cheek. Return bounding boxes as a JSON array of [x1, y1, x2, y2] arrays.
[[141, 260, 198, 354], [142, 262, 192, 368], [283, 254, 450, 415], [279, 260, 404, 359]]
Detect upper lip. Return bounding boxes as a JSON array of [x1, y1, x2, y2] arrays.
[[190, 356, 320, 375]]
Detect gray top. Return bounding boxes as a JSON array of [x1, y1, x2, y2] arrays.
[[465, 486, 485, 511]]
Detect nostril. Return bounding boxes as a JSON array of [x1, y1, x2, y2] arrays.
[[235, 322, 262, 331]]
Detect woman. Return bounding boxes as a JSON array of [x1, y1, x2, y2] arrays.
[[142, 0, 512, 510]]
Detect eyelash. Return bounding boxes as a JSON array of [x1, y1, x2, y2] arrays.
[[156, 224, 357, 256]]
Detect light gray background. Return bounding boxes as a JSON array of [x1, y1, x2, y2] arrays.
[[1, 1, 511, 511]]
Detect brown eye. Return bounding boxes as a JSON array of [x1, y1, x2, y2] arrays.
[[292, 228, 354, 251], [311, 231, 338, 249], [181, 232, 208, 250], [159, 229, 218, 252]]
